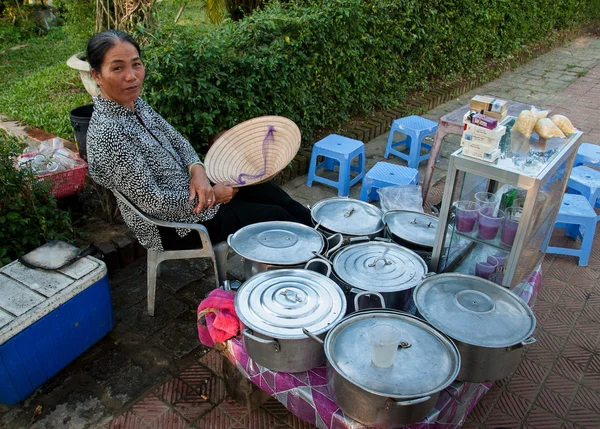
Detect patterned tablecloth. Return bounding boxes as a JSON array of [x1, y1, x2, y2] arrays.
[[225, 265, 542, 429]]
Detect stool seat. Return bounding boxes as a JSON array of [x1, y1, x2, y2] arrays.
[[306, 134, 365, 197], [384, 115, 438, 169], [359, 162, 419, 202], [567, 165, 600, 208], [543, 194, 597, 266], [574, 142, 600, 167]]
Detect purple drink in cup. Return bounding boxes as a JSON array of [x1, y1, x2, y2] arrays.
[[475, 255, 498, 280], [501, 207, 522, 247], [455, 201, 480, 233], [477, 208, 504, 240]]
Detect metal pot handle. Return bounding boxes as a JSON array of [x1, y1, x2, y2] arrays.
[[349, 236, 370, 244], [353, 290, 386, 310], [386, 395, 431, 408], [302, 328, 324, 346], [506, 337, 536, 351], [304, 258, 332, 278], [325, 233, 344, 258], [242, 329, 281, 352], [373, 237, 392, 243]]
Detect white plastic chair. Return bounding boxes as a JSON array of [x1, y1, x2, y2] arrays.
[[112, 190, 229, 316]]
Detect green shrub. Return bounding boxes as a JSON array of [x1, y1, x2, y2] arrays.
[[143, 0, 600, 153], [0, 131, 74, 267]]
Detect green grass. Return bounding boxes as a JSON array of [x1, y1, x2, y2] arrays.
[[0, 2, 211, 140], [0, 27, 90, 139]]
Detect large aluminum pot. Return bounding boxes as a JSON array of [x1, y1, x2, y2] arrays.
[[317, 238, 429, 312], [304, 296, 461, 428], [413, 273, 536, 383], [311, 197, 384, 242], [227, 221, 342, 280], [234, 259, 347, 373], [383, 210, 454, 252]]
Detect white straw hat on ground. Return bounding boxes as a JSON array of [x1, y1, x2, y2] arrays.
[[204, 116, 301, 187]]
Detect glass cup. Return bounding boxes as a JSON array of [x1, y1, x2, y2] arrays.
[[501, 207, 523, 247], [454, 201, 481, 233], [475, 192, 499, 215], [369, 324, 402, 368], [475, 255, 498, 280], [477, 208, 504, 240]]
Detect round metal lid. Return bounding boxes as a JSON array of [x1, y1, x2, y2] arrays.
[[332, 242, 427, 292], [384, 211, 451, 249], [311, 198, 384, 236], [325, 311, 460, 398], [228, 221, 324, 265], [413, 273, 536, 347], [234, 269, 347, 339]]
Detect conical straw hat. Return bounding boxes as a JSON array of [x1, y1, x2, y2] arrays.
[[205, 116, 301, 187]]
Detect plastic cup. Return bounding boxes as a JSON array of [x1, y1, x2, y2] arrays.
[[489, 254, 506, 268], [477, 208, 504, 240], [475, 192, 499, 214], [501, 207, 522, 247], [369, 324, 402, 368], [475, 255, 498, 280], [455, 201, 481, 233]]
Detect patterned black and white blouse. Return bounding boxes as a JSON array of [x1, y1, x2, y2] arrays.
[[87, 96, 220, 251]]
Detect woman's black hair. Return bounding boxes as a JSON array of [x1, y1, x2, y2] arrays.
[[87, 30, 141, 72]]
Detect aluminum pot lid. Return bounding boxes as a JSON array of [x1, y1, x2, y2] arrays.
[[311, 198, 384, 236], [325, 311, 460, 398], [384, 211, 451, 249], [413, 273, 536, 347], [332, 242, 427, 292], [228, 221, 324, 265], [235, 269, 346, 339]]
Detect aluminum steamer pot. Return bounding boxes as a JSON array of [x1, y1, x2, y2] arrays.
[[234, 260, 346, 373], [304, 305, 460, 428], [325, 239, 428, 312], [227, 221, 342, 280], [311, 197, 384, 241], [413, 273, 536, 383], [383, 210, 454, 252]]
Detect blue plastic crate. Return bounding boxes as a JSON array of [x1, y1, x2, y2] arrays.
[[0, 255, 112, 405]]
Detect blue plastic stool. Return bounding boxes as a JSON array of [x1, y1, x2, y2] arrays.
[[543, 194, 597, 266], [306, 134, 365, 197], [359, 162, 419, 202], [574, 142, 600, 167], [567, 165, 600, 209], [384, 115, 438, 169]]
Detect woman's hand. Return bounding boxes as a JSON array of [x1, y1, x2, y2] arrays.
[[213, 182, 238, 204], [189, 164, 216, 213]]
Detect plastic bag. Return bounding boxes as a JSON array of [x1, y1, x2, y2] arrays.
[[534, 118, 565, 139], [550, 115, 577, 135], [512, 110, 537, 137], [531, 107, 550, 120], [377, 185, 424, 213]]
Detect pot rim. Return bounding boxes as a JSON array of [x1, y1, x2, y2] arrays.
[[228, 221, 326, 265], [413, 273, 536, 348], [311, 197, 385, 236], [324, 310, 461, 399]]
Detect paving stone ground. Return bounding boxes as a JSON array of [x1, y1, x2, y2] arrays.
[[2, 35, 600, 429]]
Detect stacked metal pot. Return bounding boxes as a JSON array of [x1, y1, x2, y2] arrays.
[[227, 197, 536, 428]]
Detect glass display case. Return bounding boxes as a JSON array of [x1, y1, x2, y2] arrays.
[[430, 129, 583, 288]]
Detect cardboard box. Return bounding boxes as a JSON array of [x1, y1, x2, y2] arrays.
[[470, 95, 508, 115], [461, 135, 500, 153], [463, 117, 507, 140], [462, 146, 501, 162], [0, 255, 112, 405]]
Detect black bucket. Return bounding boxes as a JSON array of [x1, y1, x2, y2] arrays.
[[70, 104, 94, 160]]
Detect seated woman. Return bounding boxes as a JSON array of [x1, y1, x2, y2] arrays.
[[86, 30, 311, 251]]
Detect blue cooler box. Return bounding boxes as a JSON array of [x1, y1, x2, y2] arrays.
[[0, 256, 112, 404]]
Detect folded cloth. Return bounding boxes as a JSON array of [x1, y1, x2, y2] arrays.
[[197, 288, 240, 348]]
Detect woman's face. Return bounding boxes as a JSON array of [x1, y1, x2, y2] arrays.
[[92, 40, 145, 110]]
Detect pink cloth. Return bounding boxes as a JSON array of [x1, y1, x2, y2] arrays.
[[197, 289, 240, 348]]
